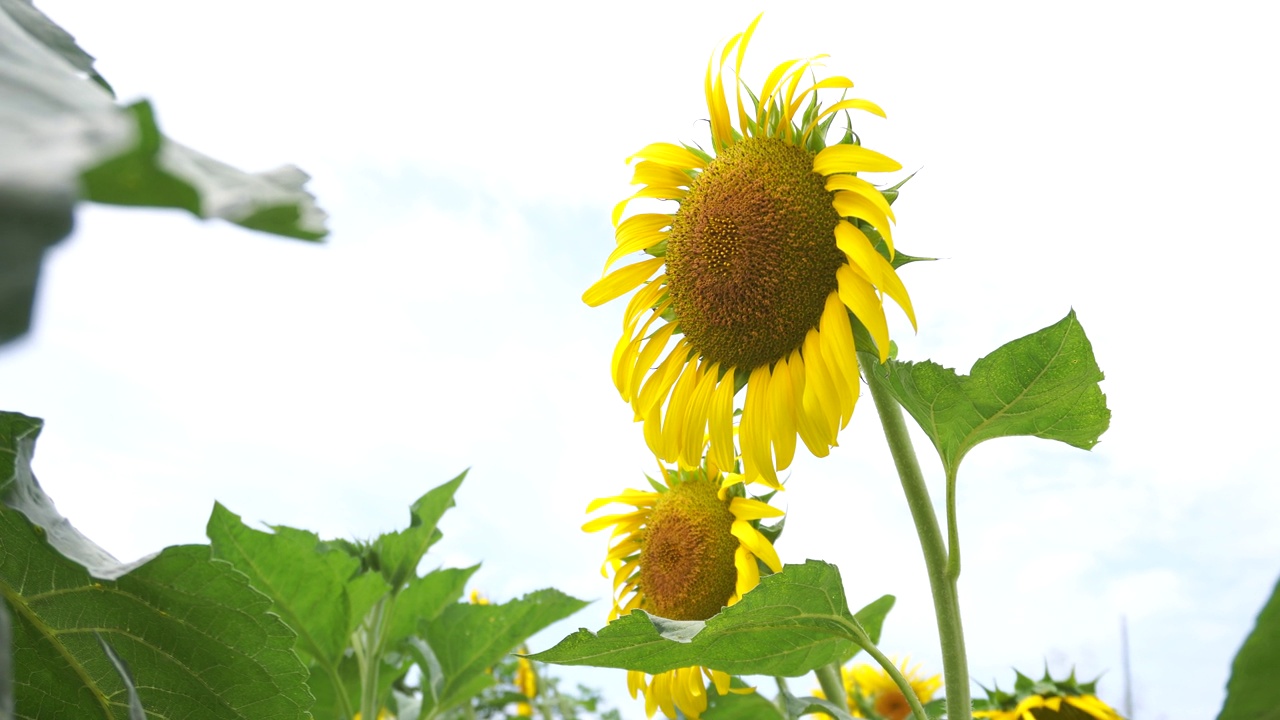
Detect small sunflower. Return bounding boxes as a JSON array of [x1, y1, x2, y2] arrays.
[[583, 15, 916, 490], [974, 669, 1125, 720], [583, 464, 783, 718], [819, 657, 940, 720]]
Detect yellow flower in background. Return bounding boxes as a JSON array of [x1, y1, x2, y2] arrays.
[[973, 694, 1124, 720], [973, 670, 1125, 720], [830, 658, 941, 720], [514, 650, 537, 717], [584, 465, 782, 718], [583, 15, 915, 490], [469, 589, 490, 605]]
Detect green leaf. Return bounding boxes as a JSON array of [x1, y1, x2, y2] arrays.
[[704, 688, 784, 720], [0, 411, 313, 719], [1218, 572, 1280, 720], [387, 565, 479, 648], [207, 501, 374, 666], [531, 561, 893, 678], [0, 3, 326, 344], [422, 588, 588, 715], [1, 598, 12, 718], [866, 310, 1110, 477], [373, 472, 468, 589]]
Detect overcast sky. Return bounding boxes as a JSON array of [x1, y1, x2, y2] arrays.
[[4, 2, 1278, 719]]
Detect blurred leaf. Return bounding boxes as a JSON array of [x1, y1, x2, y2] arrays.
[[0, 0, 110, 93], [531, 561, 893, 678], [775, 682, 855, 720], [373, 472, 467, 589], [207, 502, 370, 665], [865, 310, 1109, 477], [0, 3, 326, 344], [421, 589, 588, 716], [1218, 572, 1280, 720], [0, 411, 313, 719]]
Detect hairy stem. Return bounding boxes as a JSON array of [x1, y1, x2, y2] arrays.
[[864, 357, 971, 720], [815, 661, 849, 711]]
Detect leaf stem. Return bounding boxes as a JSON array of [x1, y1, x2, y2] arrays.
[[946, 466, 961, 581], [851, 629, 930, 720], [815, 661, 849, 711], [863, 355, 972, 720]]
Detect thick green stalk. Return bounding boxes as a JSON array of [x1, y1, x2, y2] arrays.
[[864, 359, 972, 720], [815, 661, 849, 711]]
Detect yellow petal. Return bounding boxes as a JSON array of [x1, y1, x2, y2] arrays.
[[621, 276, 667, 335], [814, 97, 886, 122], [831, 190, 893, 257], [734, 545, 760, 597], [819, 292, 861, 427], [802, 328, 840, 440], [833, 220, 916, 328], [627, 142, 707, 171], [767, 356, 797, 471], [681, 362, 720, 467], [729, 497, 784, 521], [585, 490, 657, 513], [583, 257, 664, 307], [582, 510, 645, 534], [825, 173, 896, 230], [836, 264, 890, 362], [626, 322, 677, 402], [734, 14, 763, 137], [661, 359, 702, 462], [788, 349, 831, 457], [635, 338, 688, 416], [630, 160, 691, 189], [813, 144, 902, 175], [740, 365, 780, 489], [731, 520, 782, 572], [707, 369, 737, 473]]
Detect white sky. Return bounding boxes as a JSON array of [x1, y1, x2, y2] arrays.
[[4, 2, 1279, 719]]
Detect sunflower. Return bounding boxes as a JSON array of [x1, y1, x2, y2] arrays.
[[817, 657, 941, 720], [583, 463, 783, 718], [583, 15, 916, 490], [974, 670, 1125, 720]]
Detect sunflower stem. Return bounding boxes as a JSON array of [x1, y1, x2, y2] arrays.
[[946, 467, 961, 581], [815, 662, 849, 712], [864, 357, 972, 720], [853, 630, 931, 720]]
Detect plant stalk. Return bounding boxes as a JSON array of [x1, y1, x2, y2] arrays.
[[864, 357, 972, 720], [855, 631, 930, 720], [815, 661, 849, 711]]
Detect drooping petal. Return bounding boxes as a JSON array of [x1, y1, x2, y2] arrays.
[[836, 264, 890, 362], [734, 545, 760, 598], [585, 490, 658, 513], [825, 174, 896, 222], [788, 349, 832, 456], [661, 359, 703, 463], [740, 365, 780, 489], [832, 190, 894, 257], [625, 322, 677, 401], [801, 328, 841, 440], [813, 144, 903, 175], [630, 160, 692, 189], [627, 142, 708, 171], [819, 292, 861, 427], [834, 221, 917, 328], [583, 257, 664, 307], [731, 520, 782, 572], [729, 497, 785, 521], [680, 362, 720, 468], [707, 369, 737, 473], [767, 355, 797, 471]]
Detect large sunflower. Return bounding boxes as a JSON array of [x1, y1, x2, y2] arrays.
[[583, 16, 916, 490], [583, 464, 783, 718]]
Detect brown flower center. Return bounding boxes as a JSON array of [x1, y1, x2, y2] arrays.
[[639, 477, 739, 621], [665, 137, 843, 371]]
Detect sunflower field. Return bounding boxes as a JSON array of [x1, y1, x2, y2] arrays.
[[2, 3, 1277, 720]]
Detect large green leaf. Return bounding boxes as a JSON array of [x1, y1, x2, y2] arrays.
[[373, 472, 467, 589], [0, 412, 312, 719], [387, 565, 479, 647], [0, 3, 326, 344], [531, 561, 893, 678], [420, 589, 589, 717], [1219, 572, 1280, 720], [866, 310, 1110, 477], [207, 502, 375, 666]]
